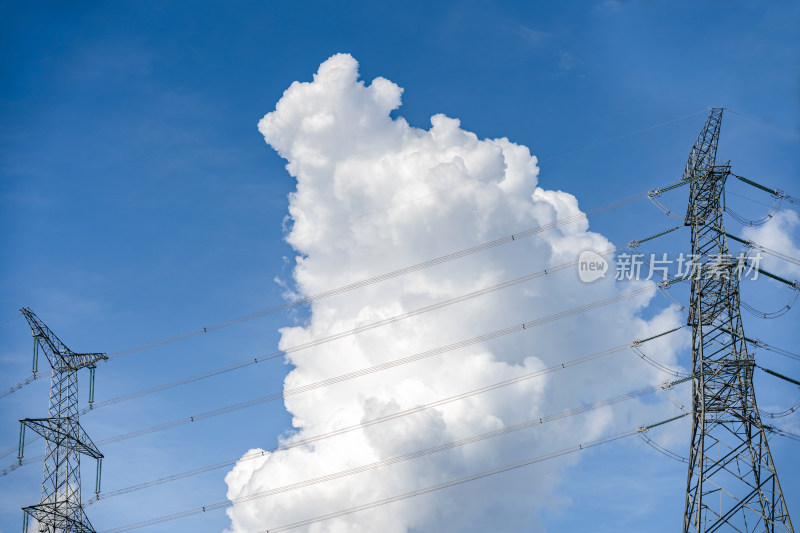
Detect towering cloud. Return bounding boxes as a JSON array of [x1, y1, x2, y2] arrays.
[[224, 53, 685, 532]]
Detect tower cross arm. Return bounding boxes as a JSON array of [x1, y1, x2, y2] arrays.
[[24, 503, 96, 533], [21, 418, 103, 459], [19, 307, 107, 371], [69, 352, 109, 370]]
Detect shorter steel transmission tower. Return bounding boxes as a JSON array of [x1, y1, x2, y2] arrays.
[[17, 308, 106, 533]]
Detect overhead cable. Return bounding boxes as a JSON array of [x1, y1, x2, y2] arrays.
[[726, 190, 798, 218], [540, 108, 709, 163], [81, 245, 624, 414], [638, 432, 688, 463], [79, 226, 675, 418], [4, 283, 668, 475], [740, 291, 798, 319], [255, 414, 687, 533], [99, 412, 688, 533], [0, 225, 701, 463], [2, 244, 625, 462], [763, 397, 800, 420], [724, 231, 800, 269], [725, 204, 779, 227], [84, 327, 683, 502], [3, 322, 683, 478], [4, 107, 711, 327], [2, 180, 688, 400]]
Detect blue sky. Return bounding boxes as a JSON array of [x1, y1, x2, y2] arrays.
[[1, 2, 798, 532]]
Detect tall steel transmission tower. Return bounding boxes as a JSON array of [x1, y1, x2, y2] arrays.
[[17, 308, 106, 533], [682, 109, 793, 532]]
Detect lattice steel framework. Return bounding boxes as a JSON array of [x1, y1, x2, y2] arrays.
[[682, 109, 793, 532], [17, 308, 106, 533]]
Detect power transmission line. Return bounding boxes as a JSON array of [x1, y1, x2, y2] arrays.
[[1, 282, 677, 476], [724, 107, 800, 137], [630, 343, 688, 378], [249, 414, 687, 533], [0, 318, 681, 484], [2, 107, 709, 325], [724, 231, 800, 269], [80, 244, 624, 413], [724, 201, 781, 227], [0, 174, 695, 401], [755, 341, 800, 363], [0, 231, 686, 466], [740, 290, 798, 319], [0, 243, 711, 466], [75, 225, 678, 415], [638, 432, 689, 463], [0, 230, 657, 444], [762, 396, 800, 419], [766, 427, 800, 443], [725, 189, 798, 217], [0, 235, 689, 466], [91, 284, 670, 444], [539, 108, 710, 163], [83, 327, 683, 503], [94, 384, 691, 532], [3, 242, 616, 463]]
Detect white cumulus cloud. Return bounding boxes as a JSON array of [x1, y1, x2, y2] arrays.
[[224, 53, 686, 532]]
